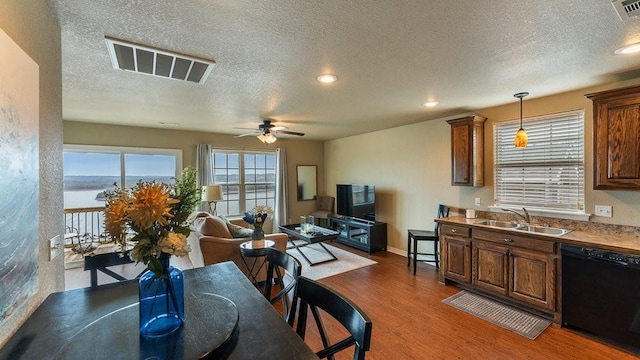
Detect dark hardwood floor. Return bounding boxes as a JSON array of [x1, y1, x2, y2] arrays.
[[302, 242, 639, 360], [64, 242, 638, 359]]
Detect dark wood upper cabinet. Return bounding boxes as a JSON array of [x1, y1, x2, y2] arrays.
[[586, 85, 640, 190], [446, 115, 486, 187]]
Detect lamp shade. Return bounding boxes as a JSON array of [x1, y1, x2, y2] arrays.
[[201, 185, 223, 202]]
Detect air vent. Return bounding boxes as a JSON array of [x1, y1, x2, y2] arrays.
[[612, 0, 640, 20], [105, 36, 215, 84]]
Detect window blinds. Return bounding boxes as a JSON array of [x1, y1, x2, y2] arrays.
[[494, 110, 585, 211]]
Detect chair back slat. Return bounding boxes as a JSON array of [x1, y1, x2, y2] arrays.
[[264, 248, 302, 323], [292, 277, 373, 360], [434, 204, 450, 236]]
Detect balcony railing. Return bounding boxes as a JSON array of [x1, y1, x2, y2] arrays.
[[64, 206, 109, 253]]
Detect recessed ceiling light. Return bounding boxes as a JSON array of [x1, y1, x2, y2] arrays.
[[615, 42, 640, 55], [317, 74, 338, 83], [423, 101, 439, 107]]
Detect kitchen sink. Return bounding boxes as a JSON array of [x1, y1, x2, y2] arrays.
[[514, 225, 571, 236], [475, 220, 520, 228]]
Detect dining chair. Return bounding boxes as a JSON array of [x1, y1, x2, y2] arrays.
[[263, 248, 302, 324], [407, 204, 450, 275], [290, 276, 372, 360]]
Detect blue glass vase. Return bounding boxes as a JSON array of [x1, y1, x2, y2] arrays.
[[139, 255, 184, 336]]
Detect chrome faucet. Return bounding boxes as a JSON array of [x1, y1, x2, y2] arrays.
[[502, 207, 530, 224]]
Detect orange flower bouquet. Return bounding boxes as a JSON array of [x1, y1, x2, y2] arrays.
[[104, 167, 198, 276]]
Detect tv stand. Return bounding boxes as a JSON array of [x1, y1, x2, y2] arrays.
[[330, 217, 387, 254]]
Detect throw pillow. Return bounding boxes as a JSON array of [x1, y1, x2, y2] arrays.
[[227, 223, 254, 238], [196, 215, 232, 238]]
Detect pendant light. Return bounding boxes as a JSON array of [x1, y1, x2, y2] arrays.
[[514, 92, 529, 148]]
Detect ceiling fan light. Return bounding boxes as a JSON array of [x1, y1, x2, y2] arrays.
[[514, 128, 528, 148], [258, 133, 277, 144]]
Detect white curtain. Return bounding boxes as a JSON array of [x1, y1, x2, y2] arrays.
[[196, 144, 213, 211], [273, 147, 288, 232]]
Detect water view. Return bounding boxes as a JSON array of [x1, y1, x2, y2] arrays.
[[64, 175, 175, 209]]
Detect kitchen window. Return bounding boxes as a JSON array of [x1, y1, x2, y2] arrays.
[[493, 110, 585, 214], [211, 150, 276, 217]]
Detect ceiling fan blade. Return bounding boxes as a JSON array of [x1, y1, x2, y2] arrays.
[[276, 130, 305, 136], [270, 125, 288, 131], [234, 132, 261, 138]]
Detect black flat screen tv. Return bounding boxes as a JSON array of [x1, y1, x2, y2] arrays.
[[336, 184, 376, 221]]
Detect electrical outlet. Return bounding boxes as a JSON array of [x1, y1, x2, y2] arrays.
[[595, 205, 612, 218], [475, 198, 481, 207], [50, 235, 62, 261]]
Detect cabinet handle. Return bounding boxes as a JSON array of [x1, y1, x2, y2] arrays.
[[451, 229, 457, 233], [503, 238, 514, 242]]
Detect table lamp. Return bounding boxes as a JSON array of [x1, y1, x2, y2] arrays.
[[202, 185, 224, 215]]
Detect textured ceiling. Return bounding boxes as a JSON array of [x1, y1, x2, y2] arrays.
[[47, 0, 640, 140]]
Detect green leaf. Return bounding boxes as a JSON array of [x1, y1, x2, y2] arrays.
[[173, 225, 190, 236], [148, 257, 163, 276]]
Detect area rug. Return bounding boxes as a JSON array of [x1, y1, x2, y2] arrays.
[[442, 291, 551, 340], [287, 241, 376, 280]]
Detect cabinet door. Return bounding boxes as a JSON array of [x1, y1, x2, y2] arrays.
[[509, 248, 555, 311], [348, 224, 369, 245], [472, 240, 509, 296], [450, 121, 472, 186], [441, 235, 471, 283], [447, 116, 485, 187], [589, 86, 640, 189]]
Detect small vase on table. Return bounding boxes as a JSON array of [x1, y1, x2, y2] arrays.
[[252, 227, 265, 240]]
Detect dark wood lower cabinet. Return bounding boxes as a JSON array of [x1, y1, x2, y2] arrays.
[[440, 224, 472, 283], [441, 235, 471, 283], [472, 240, 509, 296], [442, 224, 558, 317], [509, 247, 555, 312]]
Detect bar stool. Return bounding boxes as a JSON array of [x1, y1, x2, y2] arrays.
[[407, 204, 450, 275]]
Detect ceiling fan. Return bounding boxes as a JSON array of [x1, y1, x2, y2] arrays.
[[235, 119, 305, 144]]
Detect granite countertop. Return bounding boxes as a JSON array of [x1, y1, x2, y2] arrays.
[[437, 216, 640, 256]]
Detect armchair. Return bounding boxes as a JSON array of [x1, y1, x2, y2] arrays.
[[192, 213, 288, 281], [309, 195, 335, 226]]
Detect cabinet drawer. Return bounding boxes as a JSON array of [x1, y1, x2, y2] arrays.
[[473, 229, 555, 253], [440, 224, 470, 238]]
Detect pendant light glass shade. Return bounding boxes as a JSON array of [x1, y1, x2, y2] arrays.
[[514, 128, 528, 147], [513, 92, 529, 148]]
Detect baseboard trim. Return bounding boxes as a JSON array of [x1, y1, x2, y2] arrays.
[[386, 246, 405, 257]]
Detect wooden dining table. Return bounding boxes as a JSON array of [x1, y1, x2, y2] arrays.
[[0, 261, 319, 359]]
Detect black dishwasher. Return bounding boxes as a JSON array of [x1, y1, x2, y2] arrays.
[[562, 244, 640, 353]]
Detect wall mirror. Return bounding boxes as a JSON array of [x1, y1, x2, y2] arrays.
[[297, 165, 317, 201]]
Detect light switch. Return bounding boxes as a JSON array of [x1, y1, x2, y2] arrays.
[[50, 235, 62, 261], [475, 198, 481, 207]]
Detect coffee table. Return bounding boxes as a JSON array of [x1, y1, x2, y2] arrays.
[[279, 224, 339, 266]]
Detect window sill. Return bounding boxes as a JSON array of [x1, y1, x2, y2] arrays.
[[488, 206, 591, 222]]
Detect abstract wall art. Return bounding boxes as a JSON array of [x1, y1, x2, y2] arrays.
[[0, 27, 40, 322]]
